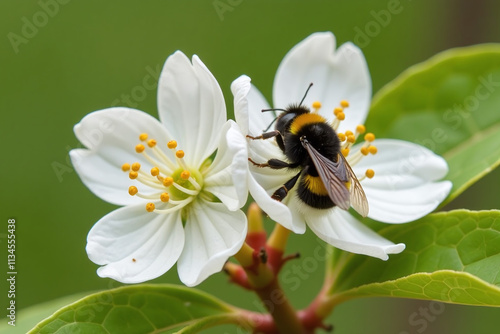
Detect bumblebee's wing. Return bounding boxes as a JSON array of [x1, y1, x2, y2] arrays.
[[302, 140, 351, 211], [339, 154, 369, 217]]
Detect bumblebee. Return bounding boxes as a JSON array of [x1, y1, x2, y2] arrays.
[[248, 84, 369, 216]]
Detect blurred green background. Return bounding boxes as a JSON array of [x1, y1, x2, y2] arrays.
[[1, 0, 499, 333]]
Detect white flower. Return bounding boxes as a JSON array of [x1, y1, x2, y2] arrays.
[[70, 51, 249, 286], [231, 32, 452, 260]]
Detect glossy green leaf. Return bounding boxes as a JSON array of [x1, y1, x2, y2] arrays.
[[339, 270, 500, 305], [0, 292, 90, 334], [29, 284, 245, 334], [328, 210, 500, 306], [368, 45, 500, 203]]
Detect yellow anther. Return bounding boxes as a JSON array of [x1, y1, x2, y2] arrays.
[[151, 167, 160, 176], [360, 147, 369, 156], [163, 177, 174, 187], [337, 112, 345, 121], [160, 193, 170, 202], [121, 163, 130, 172], [340, 100, 349, 108], [147, 139, 157, 148], [356, 125, 366, 134], [368, 145, 378, 154], [129, 171, 138, 179], [364, 133, 375, 142], [181, 170, 190, 180], [128, 186, 138, 196], [167, 140, 177, 149], [312, 101, 322, 109], [345, 130, 354, 136], [365, 169, 375, 179], [337, 133, 346, 142], [176, 150, 185, 158], [341, 148, 350, 157], [333, 107, 343, 116], [146, 203, 155, 212], [139, 133, 148, 141], [131, 162, 141, 171], [347, 134, 356, 143], [135, 144, 145, 153]]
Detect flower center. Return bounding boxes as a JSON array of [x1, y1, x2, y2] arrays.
[[312, 99, 377, 181], [121, 133, 204, 213]]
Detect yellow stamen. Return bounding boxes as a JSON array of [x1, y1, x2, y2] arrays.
[[139, 133, 148, 141], [368, 145, 378, 154], [312, 101, 322, 109], [167, 140, 177, 149], [360, 147, 369, 156], [345, 130, 353, 137], [147, 139, 157, 148], [129, 171, 138, 179], [151, 167, 160, 176], [181, 170, 190, 180], [163, 177, 174, 187], [356, 125, 366, 134], [337, 133, 346, 142], [365, 169, 375, 178], [364, 133, 375, 142], [146, 203, 155, 212], [340, 100, 349, 108], [131, 162, 141, 171], [176, 150, 185, 158], [160, 193, 170, 202], [128, 186, 138, 196], [347, 134, 356, 143], [135, 144, 145, 153], [341, 148, 350, 157], [336, 112, 345, 121], [121, 163, 130, 172], [333, 107, 343, 116]]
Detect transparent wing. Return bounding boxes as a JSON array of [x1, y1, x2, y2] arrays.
[[302, 139, 351, 210], [339, 154, 369, 217]]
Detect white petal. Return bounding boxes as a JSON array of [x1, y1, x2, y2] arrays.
[[231, 75, 252, 135], [247, 84, 275, 136], [365, 181, 452, 223], [248, 173, 304, 233], [177, 200, 247, 286], [71, 108, 171, 206], [273, 32, 371, 131], [86, 204, 184, 283], [306, 209, 405, 260], [204, 121, 248, 211], [231, 75, 299, 229], [354, 139, 452, 223], [231, 75, 275, 137], [158, 51, 226, 166], [354, 139, 450, 181]]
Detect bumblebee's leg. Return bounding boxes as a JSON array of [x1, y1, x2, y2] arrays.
[[247, 131, 286, 153], [246, 130, 280, 140], [248, 158, 300, 169], [272, 171, 302, 201]]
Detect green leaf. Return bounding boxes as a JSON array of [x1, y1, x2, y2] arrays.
[[339, 270, 500, 306], [368, 44, 500, 204], [328, 210, 500, 306], [0, 292, 90, 334], [29, 284, 246, 334]]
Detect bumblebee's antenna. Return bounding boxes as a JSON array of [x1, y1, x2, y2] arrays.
[[300, 83, 314, 106], [263, 116, 278, 132], [261, 108, 286, 113]]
